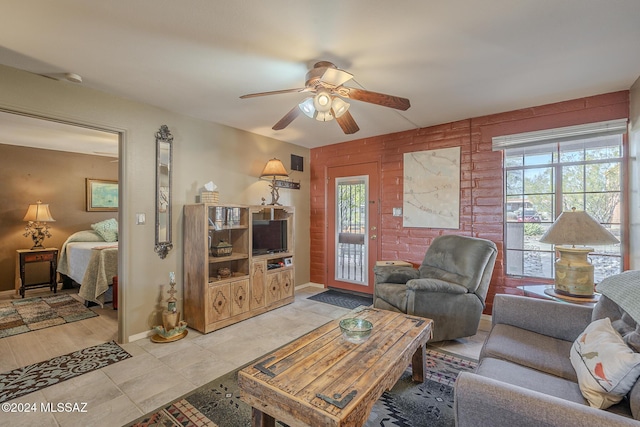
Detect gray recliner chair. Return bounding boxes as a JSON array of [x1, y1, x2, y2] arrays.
[[373, 235, 497, 342]]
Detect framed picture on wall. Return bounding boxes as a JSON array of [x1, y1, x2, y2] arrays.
[[86, 178, 118, 212]]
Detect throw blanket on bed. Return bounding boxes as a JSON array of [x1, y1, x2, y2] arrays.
[[596, 270, 640, 323], [57, 230, 105, 277], [79, 246, 118, 307]]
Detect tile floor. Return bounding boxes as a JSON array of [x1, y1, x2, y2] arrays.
[[0, 286, 489, 427]]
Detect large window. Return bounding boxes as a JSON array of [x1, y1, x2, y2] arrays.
[[497, 122, 625, 283]]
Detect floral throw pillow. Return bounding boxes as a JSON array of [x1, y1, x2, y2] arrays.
[[570, 317, 640, 409], [91, 218, 118, 242]]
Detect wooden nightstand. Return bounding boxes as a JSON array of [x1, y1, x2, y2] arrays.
[[15, 248, 59, 298]]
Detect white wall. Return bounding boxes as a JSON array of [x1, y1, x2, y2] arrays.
[[630, 75, 640, 269], [0, 65, 311, 342]]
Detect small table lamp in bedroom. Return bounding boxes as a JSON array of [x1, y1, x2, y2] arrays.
[[23, 200, 56, 249], [539, 207, 619, 297]]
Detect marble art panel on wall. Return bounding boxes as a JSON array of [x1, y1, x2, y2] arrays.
[[403, 147, 460, 229]]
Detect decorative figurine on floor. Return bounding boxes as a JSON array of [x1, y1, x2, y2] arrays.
[[152, 272, 188, 343]]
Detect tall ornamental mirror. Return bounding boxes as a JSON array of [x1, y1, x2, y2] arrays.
[[155, 125, 173, 259]]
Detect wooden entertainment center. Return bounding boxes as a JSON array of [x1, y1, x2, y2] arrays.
[[183, 203, 295, 333]]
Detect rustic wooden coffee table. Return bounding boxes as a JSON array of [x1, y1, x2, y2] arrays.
[[238, 307, 433, 426]]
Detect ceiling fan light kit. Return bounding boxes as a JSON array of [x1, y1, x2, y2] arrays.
[[331, 97, 349, 118], [315, 111, 334, 122], [299, 98, 315, 118], [240, 61, 410, 134], [313, 90, 332, 112]]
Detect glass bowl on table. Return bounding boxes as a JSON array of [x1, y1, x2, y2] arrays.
[[339, 318, 373, 344]]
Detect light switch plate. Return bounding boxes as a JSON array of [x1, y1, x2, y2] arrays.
[[136, 213, 146, 225], [393, 207, 402, 217]]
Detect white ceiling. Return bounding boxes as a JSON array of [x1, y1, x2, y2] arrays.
[[1, 0, 640, 151], [0, 111, 119, 157]]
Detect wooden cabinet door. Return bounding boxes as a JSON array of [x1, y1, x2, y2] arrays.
[[266, 272, 281, 306], [250, 261, 266, 310], [207, 283, 231, 324], [280, 268, 294, 299], [231, 279, 250, 317]]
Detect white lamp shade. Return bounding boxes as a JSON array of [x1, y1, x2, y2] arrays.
[[315, 111, 334, 122], [23, 201, 55, 222], [313, 90, 332, 113], [540, 209, 619, 246], [298, 97, 315, 118], [331, 97, 350, 118]]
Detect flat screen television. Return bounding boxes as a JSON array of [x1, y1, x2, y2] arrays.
[[252, 219, 288, 255]]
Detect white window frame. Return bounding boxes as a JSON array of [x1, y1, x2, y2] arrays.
[[493, 119, 627, 282]]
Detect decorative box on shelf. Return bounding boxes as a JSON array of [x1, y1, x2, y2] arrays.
[[211, 240, 233, 257], [201, 191, 219, 204]]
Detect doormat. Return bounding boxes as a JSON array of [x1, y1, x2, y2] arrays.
[[0, 341, 131, 403], [127, 348, 476, 427], [307, 289, 373, 309], [0, 294, 98, 339]]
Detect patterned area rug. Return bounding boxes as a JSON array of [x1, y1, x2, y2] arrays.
[[127, 349, 476, 427], [307, 289, 373, 309], [367, 349, 477, 427], [0, 294, 98, 339], [0, 341, 131, 403]]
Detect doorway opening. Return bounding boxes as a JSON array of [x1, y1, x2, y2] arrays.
[[0, 109, 123, 339]]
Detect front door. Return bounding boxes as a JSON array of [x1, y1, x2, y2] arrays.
[[327, 162, 379, 294]]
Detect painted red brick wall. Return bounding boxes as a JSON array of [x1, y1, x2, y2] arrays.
[[310, 91, 629, 314]]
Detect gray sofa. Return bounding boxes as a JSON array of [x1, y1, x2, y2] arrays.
[[455, 293, 640, 427]]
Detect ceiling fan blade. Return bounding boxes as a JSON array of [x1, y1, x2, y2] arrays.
[[240, 88, 308, 99], [320, 67, 353, 87], [272, 105, 302, 130], [334, 110, 360, 134], [337, 87, 411, 111]]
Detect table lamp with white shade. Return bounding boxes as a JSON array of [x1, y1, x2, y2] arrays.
[[539, 208, 619, 297], [23, 200, 56, 249]]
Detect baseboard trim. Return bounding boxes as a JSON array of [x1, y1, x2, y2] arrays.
[[129, 329, 154, 342], [295, 282, 324, 290], [0, 288, 15, 298]]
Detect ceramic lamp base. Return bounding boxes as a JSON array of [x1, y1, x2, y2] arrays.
[[553, 246, 594, 297]]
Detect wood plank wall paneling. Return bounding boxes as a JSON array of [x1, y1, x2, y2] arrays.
[[310, 91, 629, 314]]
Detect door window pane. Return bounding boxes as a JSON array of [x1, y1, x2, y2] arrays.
[[335, 176, 368, 285]]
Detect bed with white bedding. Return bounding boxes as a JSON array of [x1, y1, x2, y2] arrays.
[[57, 230, 118, 306]]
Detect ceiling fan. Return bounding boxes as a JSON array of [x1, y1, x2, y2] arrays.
[[240, 61, 410, 135]]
